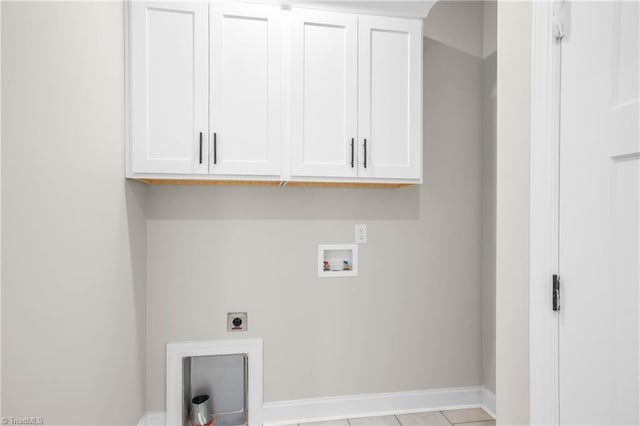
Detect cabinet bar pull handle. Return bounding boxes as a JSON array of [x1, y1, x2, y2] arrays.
[[199, 132, 203, 164], [363, 138, 367, 168], [213, 132, 217, 165], [351, 138, 354, 168]]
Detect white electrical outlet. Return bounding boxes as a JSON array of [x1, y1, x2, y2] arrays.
[[355, 224, 367, 244]]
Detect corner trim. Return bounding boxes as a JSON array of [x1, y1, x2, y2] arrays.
[[529, 1, 561, 425]]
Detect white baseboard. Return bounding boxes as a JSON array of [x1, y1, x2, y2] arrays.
[[262, 386, 495, 426], [137, 411, 166, 426], [480, 387, 496, 418], [138, 386, 496, 426]]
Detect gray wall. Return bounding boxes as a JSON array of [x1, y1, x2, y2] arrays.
[[144, 35, 486, 409], [1, 2, 147, 424], [496, 1, 531, 424], [481, 53, 496, 395], [426, 0, 497, 396], [424, 0, 485, 58], [481, 0, 497, 396]]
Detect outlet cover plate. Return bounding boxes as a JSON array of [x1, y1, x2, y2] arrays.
[[227, 312, 247, 332], [356, 224, 367, 244]]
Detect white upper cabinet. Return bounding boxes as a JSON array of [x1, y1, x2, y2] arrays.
[[130, 2, 209, 174], [290, 11, 359, 178], [210, 3, 282, 176], [357, 16, 422, 180], [289, 12, 422, 181], [128, 3, 423, 184]]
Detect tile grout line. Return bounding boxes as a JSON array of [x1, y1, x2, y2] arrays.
[[439, 410, 454, 425], [441, 409, 495, 425], [299, 410, 494, 426]]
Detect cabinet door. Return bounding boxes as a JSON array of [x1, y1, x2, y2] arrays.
[[210, 3, 282, 176], [358, 16, 422, 179], [130, 2, 209, 175], [290, 11, 358, 178]]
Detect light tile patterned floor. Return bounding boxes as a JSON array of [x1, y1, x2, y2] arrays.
[[287, 408, 495, 426]]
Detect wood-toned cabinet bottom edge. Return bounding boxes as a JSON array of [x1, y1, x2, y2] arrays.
[[132, 178, 416, 189]]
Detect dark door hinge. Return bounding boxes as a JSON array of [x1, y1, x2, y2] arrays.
[[553, 274, 561, 312]]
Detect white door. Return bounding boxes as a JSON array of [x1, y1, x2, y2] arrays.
[[210, 3, 282, 176], [559, 2, 639, 424], [357, 16, 422, 180], [290, 10, 358, 178], [130, 2, 209, 174]]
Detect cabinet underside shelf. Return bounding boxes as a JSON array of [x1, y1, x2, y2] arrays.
[[133, 178, 414, 189]]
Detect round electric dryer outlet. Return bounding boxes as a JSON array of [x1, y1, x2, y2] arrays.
[[227, 312, 247, 332]]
